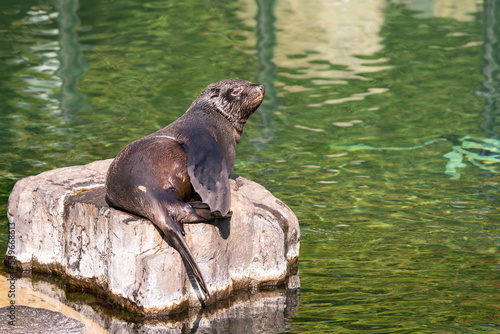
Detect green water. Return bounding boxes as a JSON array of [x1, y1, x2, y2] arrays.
[[1, 0, 499, 332]]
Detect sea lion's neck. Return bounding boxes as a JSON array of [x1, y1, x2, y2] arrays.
[[205, 105, 245, 144]]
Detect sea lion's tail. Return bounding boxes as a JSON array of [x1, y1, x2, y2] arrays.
[[155, 214, 210, 300]]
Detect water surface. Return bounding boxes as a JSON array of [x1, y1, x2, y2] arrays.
[[0, 0, 498, 333]]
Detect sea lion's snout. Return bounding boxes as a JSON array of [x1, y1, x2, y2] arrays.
[[252, 84, 265, 105], [247, 84, 265, 114], [255, 84, 265, 96]]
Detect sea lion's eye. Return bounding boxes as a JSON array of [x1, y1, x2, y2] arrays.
[[230, 87, 242, 96], [210, 88, 220, 99]]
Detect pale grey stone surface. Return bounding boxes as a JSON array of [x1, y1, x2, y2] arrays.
[[6, 159, 300, 314]]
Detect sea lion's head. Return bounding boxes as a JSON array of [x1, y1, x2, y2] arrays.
[[197, 79, 265, 134]]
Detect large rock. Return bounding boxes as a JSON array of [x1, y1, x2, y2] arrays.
[[5, 159, 300, 315]]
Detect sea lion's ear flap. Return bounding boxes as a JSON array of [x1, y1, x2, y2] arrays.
[[183, 131, 231, 216]]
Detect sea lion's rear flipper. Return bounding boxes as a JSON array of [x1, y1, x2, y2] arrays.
[[182, 131, 231, 216], [155, 214, 210, 299]]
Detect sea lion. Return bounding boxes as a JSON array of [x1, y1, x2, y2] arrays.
[[105, 79, 265, 300]]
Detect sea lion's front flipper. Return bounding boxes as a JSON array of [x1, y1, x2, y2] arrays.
[[179, 201, 233, 223], [182, 131, 231, 216]]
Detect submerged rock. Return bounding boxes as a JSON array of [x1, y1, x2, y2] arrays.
[[6, 159, 300, 315], [0, 305, 86, 334]]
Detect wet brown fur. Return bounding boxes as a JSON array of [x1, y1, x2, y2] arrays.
[[105, 80, 265, 300]]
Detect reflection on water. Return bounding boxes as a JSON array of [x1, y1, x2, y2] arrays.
[[12, 0, 88, 126], [479, 0, 500, 139], [254, 0, 279, 143], [20, 10, 61, 108], [0, 275, 299, 334], [273, 0, 391, 83], [1, 0, 499, 333], [239, 0, 391, 84], [402, 0, 482, 21], [330, 135, 500, 180], [54, 0, 88, 125]]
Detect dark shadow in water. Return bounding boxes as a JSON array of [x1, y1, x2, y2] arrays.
[[254, 0, 280, 145], [54, 0, 88, 125], [479, 0, 500, 140], [474, 0, 500, 202]]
